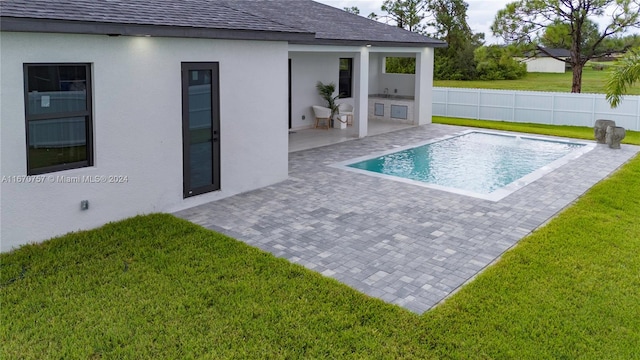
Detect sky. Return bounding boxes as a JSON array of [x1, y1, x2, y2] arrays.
[[315, 0, 513, 43], [314, 0, 639, 44]]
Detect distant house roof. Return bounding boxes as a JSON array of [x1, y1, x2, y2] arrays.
[[0, 0, 446, 48], [534, 47, 572, 58]]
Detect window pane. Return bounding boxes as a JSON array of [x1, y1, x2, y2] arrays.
[[188, 70, 213, 189], [340, 58, 350, 71], [28, 117, 87, 170], [384, 57, 416, 74], [27, 65, 87, 115], [339, 77, 351, 97], [339, 58, 352, 98]]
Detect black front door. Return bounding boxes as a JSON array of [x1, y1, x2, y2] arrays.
[[182, 62, 220, 198]]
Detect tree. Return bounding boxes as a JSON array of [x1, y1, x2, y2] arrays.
[[385, 57, 416, 74], [599, 34, 640, 55], [492, 0, 640, 93], [343, 6, 378, 20], [378, 0, 483, 80], [474, 45, 527, 80], [606, 48, 640, 108], [428, 0, 483, 79], [380, 0, 429, 33], [540, 19, 600, 51], [427, 0, 472, 43], [343, 6, 359, 15]]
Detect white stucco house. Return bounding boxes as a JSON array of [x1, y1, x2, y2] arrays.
[[0, 0, 446, 252], [519, 47, 571, 73]]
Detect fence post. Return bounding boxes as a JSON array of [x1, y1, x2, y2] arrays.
[[476, 89, 480, 120], [551, 93, 555, 125], [592, 95, 596, 125], [637, 96, 640, 131], [445, 88, 449, 117], [512, 92, 516, 122]]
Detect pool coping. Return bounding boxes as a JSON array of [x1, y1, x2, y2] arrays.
[[330, 129, 596, 202]]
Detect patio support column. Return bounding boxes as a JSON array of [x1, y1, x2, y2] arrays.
[[354, 46, 370, 138], [414, 47, 434, 125]]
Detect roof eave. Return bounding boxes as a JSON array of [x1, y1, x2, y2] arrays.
[[290, 38, 448, 48], [0, 17, 316, 42], [0, 17, 448, 48]]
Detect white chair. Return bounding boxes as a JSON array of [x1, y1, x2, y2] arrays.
[[338, 103, 354, 126], [312, 105, 331, 130]]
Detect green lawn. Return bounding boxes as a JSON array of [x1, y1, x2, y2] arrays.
[[435, 66, 640, 95], [433, 117, 640, 145], [2, 121, 640, 358]]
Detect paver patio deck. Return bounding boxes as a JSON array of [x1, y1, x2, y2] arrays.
[[175, 123, 639, 314]]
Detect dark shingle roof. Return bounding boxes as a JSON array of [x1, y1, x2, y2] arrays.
[[536, 48, 572, 58], [0, 0, 446, 47], [221, 0, 446, 46], [0, 0, 315, 41]]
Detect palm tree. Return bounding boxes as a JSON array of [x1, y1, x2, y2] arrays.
[[606, 48, 640, 108]]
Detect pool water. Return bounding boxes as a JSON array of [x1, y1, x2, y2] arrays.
[[341, 131, 592, 201]]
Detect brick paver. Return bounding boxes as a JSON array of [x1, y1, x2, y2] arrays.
[[175, 124, 639, 314]]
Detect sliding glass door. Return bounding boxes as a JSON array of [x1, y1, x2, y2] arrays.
[[182, 62, 220, 197]]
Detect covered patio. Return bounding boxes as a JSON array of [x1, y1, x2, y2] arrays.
[[288, 118, 414, 152], [288, 45, 438, 148]]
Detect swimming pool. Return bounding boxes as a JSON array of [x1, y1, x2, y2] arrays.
[[333, 131, 595, 201]]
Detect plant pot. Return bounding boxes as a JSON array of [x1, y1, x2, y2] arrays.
[[334, 115, 347, 129]]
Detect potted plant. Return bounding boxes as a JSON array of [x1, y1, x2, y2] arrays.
[[316, 81, 340, 125]]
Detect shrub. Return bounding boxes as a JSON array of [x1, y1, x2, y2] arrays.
[[474, 45, 527, 80]]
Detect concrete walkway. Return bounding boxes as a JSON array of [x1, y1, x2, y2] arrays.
[[175, 124, 639, 314]]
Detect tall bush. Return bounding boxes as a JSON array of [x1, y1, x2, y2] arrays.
[[474, 45, 526, 80]]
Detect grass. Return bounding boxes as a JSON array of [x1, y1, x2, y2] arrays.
[[3, 121, 640, 358], [1, 215, 428, 359], [421, 155, 640, 357], [434, 66, 640, 95], [433, 116, 640, 145]]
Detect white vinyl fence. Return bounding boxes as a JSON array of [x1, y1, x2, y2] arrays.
[[433, 87, 640, 131]]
